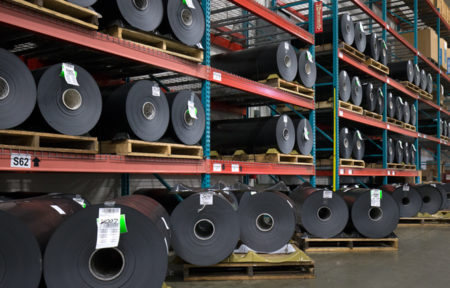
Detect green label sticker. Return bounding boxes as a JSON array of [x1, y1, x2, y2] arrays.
[[120, 214, 128, 234], [380, 190, 382, 199], [60, 69, 77, 79]]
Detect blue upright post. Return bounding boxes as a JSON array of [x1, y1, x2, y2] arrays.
[[332, 0, 339, 191], [414, 0, 420, 183], [121, 173, 130, 196], [437, 10, 442, 182], [382, 0, 388, 185], [309, 0, 316, 187]]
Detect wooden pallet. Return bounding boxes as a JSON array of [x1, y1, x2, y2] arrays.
[[363, 110, 383, 121], [387, 117, 403, 127], [106, 26, 203, 63], [6, 0, 98, 29], [387, 163, 405, 169], [221, 149, 314, 165], [398, 217, 450, 226], [419, 90, 433, 101], [339, 42, 366, 62], [0, 129, 98, 154], [403, 122, 417, 131], [316, 99, 364, 115], [400, 81, 421, 94], [340, 158, 365, 168], [404, 164, 416, 170], [365, 57, 390, 75], [441, 135, 450, 142], [259, 75, 314, 100], [298, 236, 398, 252], [100, 139, 203, 159]]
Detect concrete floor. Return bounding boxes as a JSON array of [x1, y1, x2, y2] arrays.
[[168, 226, 450, 288]]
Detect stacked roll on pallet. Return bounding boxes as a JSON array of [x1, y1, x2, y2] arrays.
[[365, 32, 379, 61], [339, 127, 365, 160], [388, 60, 414, 83], [362, 83, 377, 112], [353, 22, 366, 52], [415, 184, 444, 214], [381, 184, 422, 217], [294, 118, 314, 155]]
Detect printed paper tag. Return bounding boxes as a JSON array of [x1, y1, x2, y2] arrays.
[[152, 86, 160, 97], [184, 0, 195, 9], [213, 71, 222, 81], [323, 190, 333, 199], [61, 63, 79, 86], [200, 193, 213, 205], [96, 207, 121, 249], [340, 169, 344, 174], [304, 126, 310, 141], [231, 164, 240, 172], [403, 185, 410, 191], [10, 153, 31, 169], [213, 163, 222, 172], [357, 130, 362, 140], [370, 189, 382, 207], [196, 42, 203, 49], [348, 169, 353, 175], [339, 110, 344, 116], [344, 128, 348, 134], [188, 100, 198, 119], [306, 50, 313, 62], [51, 205, 66, 215], [283, 115, 288, 124], [73, 196, 86, 208], [284, 42, 289, 50]]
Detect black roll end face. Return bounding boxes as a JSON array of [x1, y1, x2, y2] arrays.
[[395, 96, 403, 122], [116, 0, 164, 31], [296, 118, 313, 156], [403, 101, 410, 124], [395, 140, 403, 164], [166, 0, 205, 46], [352, 130, 365, 160], [276, 114, 296, 154], [418, 185, 443, 214], [392, 185, 422, 218], [297, 50, 316, 88], [339, 70, 351, 102], [339, 127, 353, 159], [340, 13, 355, 45], [426, 73, 433, 94], [420, 69, 427, 91], [354, 22, 367, 52], [406, 60, 415, 83], [378, 38, 388, 65], [351, 76, 363, 106], [388, 92, 395, 118], [388, 137, 395, 163], [276, 42, 298, 82], [403, 142, 410, 164], [376, 88, 384, 115], [413, 64, 421, 86]]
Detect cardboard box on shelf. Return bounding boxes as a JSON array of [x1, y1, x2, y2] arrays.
[[403, 28, 438, 63], [440, 37, 447, 71]]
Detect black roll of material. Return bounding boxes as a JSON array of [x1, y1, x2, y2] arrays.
[[378, 38, 388, 65], [354, 22, 367, 52], [352, 130, 365, 160], [211, 42, 298, 82], [0, 48, 37, 129], [297, 50, 317, 88], [166, 90, 205, 145], [438, 184, 450, 209], [381, 184, 422, 217], [93, 0, 163, 32], [238, 191, 295, 252], [362, 83, 377, 112], [441, 84, 445, 101], [339, 70, 351, 102], [98, 80, 169, 141], [413, 63, 421, 86], [445, 183, 450, 208], [388, 60, 414, 83], [388, 137, 395, 163], [403, 142, 410, 164], [427, 73, 433, 94], [410, 143, 416, 164], [444, 120, 448, 137], [395, 140, 403, 164], [403, 101, 411, 124], [294, 118, 313, 156], [394, 96, 403, 122], [420, 69, 427, 91], [134, 188, 182, 214], [435, 184, 449, 210], [339, 188, 399, 238], [0, 194, 85, 288], [375, 87, 384, 115], [159, 0, 205, 46], [339, 127, 353, 159], [312, 13, 354, 45], [290, 186, 349, 238], [365, 33, 379, 61], [170, 192, 239, 266], [44, 195, 169, 288], [387, 92, 395, 118], [211, 115, 296, 155], [68, 0, 97, 7], [416, 184, 443, 214], [410, 104, 417, 126], [351, 76, 363, 106], [448, 122, 450, 137]]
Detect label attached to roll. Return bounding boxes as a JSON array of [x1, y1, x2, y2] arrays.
[[359, 22, 364, 32], [370, 189, 382, 207], [96, 207, 121, 249], [403, 185, 409, 191], [323, 190, 333, 199], [61, 63, 79, 86], [73, 196, 86, 208], [188, 100, 198, 119], [431, 183, 436, 187], [399, 141, 403, 149], [200, 193, 213, 205], [344, 128, 348, 134], [283, 115, 288, 124], [50, 205, 66, 215], [183, 0, 195, 9], [357, 130, 362, 140], [304, 126, 310, 141], [152, 86, 160, 97], [306, 50, 313, 62], [284, 42, 289, 50], [399, 98, 403, 105], [412, 145, 417, 152]]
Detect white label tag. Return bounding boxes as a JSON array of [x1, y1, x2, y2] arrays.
[[61, 63, 79, 86], [231, 164, 240, 172], [399, 98, 403, 105], [250, 191, 257, 195], [185, 0, 195, 9], [161, 217, 170, 230], [359, 22, 364, 32], [306, 50, 313, 62], [213, 163, 222, 172], [304, 126, 310, 141], [200, 193, 213, 205], [412, 144, 416, 151], [370, 189, 381, 207], [344, 128, 348, 134], [10, 153, 31, 169], [196, 42, 203, 49], [348, 169, 353, 175], [323, 190, 333, 199], [392, 171, 396, 176], [96, 207, 121, 249], [387, 78, 390, 84], [431, 183, 436, 187], [387, 170, 391, 175], [188, 100, 198, 119], [339, 52, 343, 58], [73, 197, 86, 208], [283, 115, 288, 124], [403, 185, 410, 191], [357, 131, 362, 140], [152, 86, 160, 97], [399, 141, 403, 149], [339, 110, 344, 116], [213, 71, 222, 81], [387, 124, 390, 129], [284, 42, 289, 50], [340, 169, 344, 174], [51, 205, 66, 215]]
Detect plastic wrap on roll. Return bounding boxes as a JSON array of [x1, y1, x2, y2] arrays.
[[388, 60, 414, 83], [294, 118, 313, 156], [97, 80, 169, 141], [170, 192, 239, 265], [298, 50, 316, 88], [403, 101, 410, 124], [413, 64, 420, 87], [378, 38, 388, 66], [362, 83, 376, 111], [410, 143, 416, 164], [395, 140, 403, 164], [410, 104, 417, 126], [416, 184, 443, 214], [354, 22, 367, 52], [290, 185, 348, 238], [420, 69, 427, 91], [352, 130, 365, 160], [339, 127, 353, 159], [211, 42, 298, 82], [44, 195, 169, 288], [388, 137, 395, 163], [427, 73, 433, 94], [165, 90, 205, 145], [0, 48, 37, 129], [381, 184, 422, 217], [403, 142, 410, 164], [387, 92, 395, 118], [339, 188, 399, 238], [339, 70, 351, 102], [365, 33, 379, 61], [376, 87, 384, 115], [68, 0, 97, 7], [351, 76, 363, 106], [238, 191, 295, 252], [395, 96, 404, 122]]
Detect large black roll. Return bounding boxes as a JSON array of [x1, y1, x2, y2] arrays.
[[165, 90, 205, 145], [388, 60, 414, 83], [365, 33, 379, 61], [413, 63, 421, 87], [445, 184, 450, 208], [410, 143, 416, 165], [170, 192, 239, 266], [352, 129, 365, 160], [395, 140, 403, 164], [97, 80, 169, 141], [438, 184, 450, 209], [427, 73, 433, 94], [378, 38, 388, 65], [388, 137, 395, 163], [435, 184, 448, 210], [403, 101, 410, 124], [444, 120, 448, 137], [410, 104, 417, 126], [339, 188, 399, 238], [351, 76, 363, 106], [339, 70, 351, 102], [394, 96, 404, 122], [211, 115, 296, 155], [339, 127, 353, 159], [159, 0, 205, 46], [298, 50, 317, 88], [381, 184, 422, 217], [68, 0, 97, 7], [403, 142, 410, 164], [44, 195, 169, 288], [420, 69, 427, 91], [387, 92, 395, 118], [362, 83, 377, 111], [0, 48, 37, 129], [238, 191, 295, 252], [416, 184, 443, 214], [290, 186, 348, 238], [294, 118, 313, 156], [354, 22, 367, 52], [376, 87, 384, 115], [211, 42, 298, 82]]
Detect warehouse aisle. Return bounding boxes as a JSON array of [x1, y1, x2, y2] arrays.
[[169, 227, 450, 288]]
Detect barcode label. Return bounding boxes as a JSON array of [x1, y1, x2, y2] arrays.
[[61, 63, 79, 86], [152, 86, 160, 97], [323, 190, 333, 199], [96, 207, 121, 249], [200, 193, 213, 205], [213, 163, 222, 172], [213, 72, 222, 81], [370, 189, 381, 207], [231, 164, 240, 172]]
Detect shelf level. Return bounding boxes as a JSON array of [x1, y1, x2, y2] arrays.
[[207, 160, 315, 175], [316, 168, 419, 177]]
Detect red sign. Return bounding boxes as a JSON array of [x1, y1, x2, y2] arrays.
[[315, 1, 323, 34]]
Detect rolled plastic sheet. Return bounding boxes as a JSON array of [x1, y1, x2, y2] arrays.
[[134, 188, 182, 214], [388, 137, 395, 163], [410, 143, 416, 164], [381, 184, 422, 217], [159, 0, 205, 46], [403, 142, 410, 164], [165, 90, 205, 145], [211, 115, 296, 155], [97, 80, 169, 141], [387, 92, 395, 118], [416, 184, 444, 214], [44, 195, 169, 288], [394, 96, 403, 122], [395, 139, 403, 164], [354, 22, 367, 52], [413, 63, 421, 87], [438, 184, 450, 209], [294, 118, 313, 156], [339, 70, 351, 102], [338, 13, 355, 45], [420, 69, 427, 91], [339, 127, 353, 159], [290, 185, 349, 238], [303, 13, 354, 46], [427, 73, 433, 94], [362, 83, 377, 111], [238, 191, 295, 252], [378, 38, 388, 66], [297, 50, 317, 88], [376, 87, 384, 115], [339, 188, 399, 238], [351, 76, 363, 106], [365, 32, 379, 61], [388, 60, 414, 83], [352, 130, 365, 160], [410, 104, 417, 126], [403, 101, 410, 124], [444, 120, 448, 137], [68, 0, 97, 7], [0, 194, 85, 288], [0, 48, 37, 129], [211, 42, 298, 82], [170, 192, 239, 266], [435, 184, 449, 210]]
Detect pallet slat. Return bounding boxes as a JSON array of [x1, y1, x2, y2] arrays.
[[298, 237, 398, 252], [363, 110, 383, 121], [365, 57, 390, 75], [340, 158, 365, 168], [316, 100, 364, 115], [259, 75, 314, 100], [213, 149, 313, 165]]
